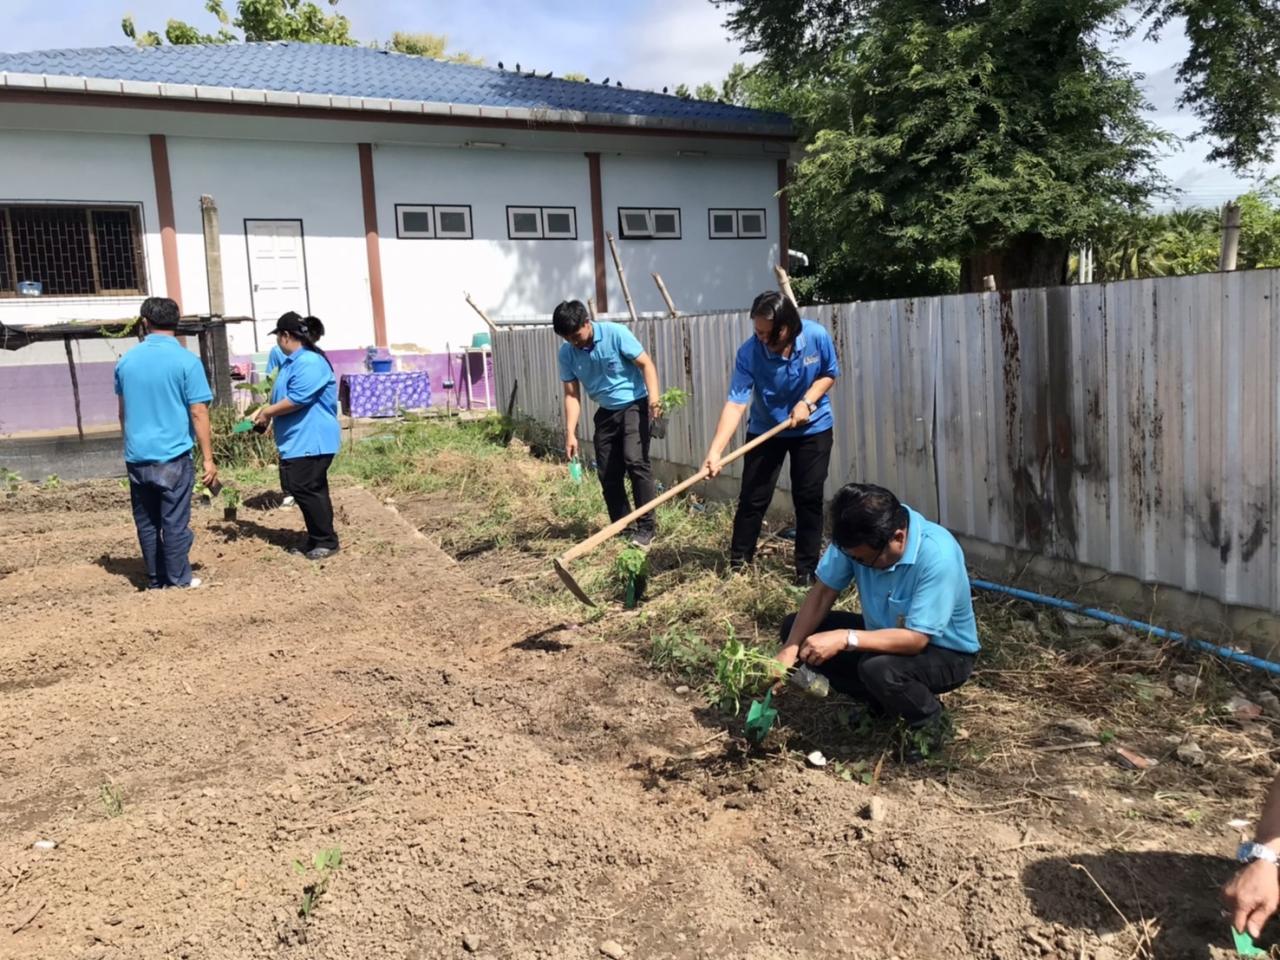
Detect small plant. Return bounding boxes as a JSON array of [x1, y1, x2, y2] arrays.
[[100, 783, 124, 818], [1, 468, 21, 491], [293, 847, 343, 919], [649, 627, 715, 681], [223, 486, 241, 521], [658, 387, 689, 413], [706, 622, 787, 714], [41, 474, 61, 490], [615, 547, 649, 608]]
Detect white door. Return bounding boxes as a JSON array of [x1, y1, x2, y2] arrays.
[[245, 219, 308, 351]]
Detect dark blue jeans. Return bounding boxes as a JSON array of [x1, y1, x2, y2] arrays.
[[126, 455, 195, 589]]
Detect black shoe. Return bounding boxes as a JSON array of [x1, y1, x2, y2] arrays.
[[629, 528, 655, 549], [305, 546, 339, 561], [903, 713, 952, 765]]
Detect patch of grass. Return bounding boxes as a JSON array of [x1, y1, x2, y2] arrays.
[[649, 626, 715, 683], [100, 783, 124, 818]]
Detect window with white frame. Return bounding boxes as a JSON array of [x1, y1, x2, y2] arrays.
[[395, 204, 473, 240], [0, 203, 147, 297], [709, 208, 767, 239], [617, 207, 681, 239], [506, 206, 578, 240]]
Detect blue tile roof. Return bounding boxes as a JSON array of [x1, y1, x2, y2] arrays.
[[0, 43, 791, 133]]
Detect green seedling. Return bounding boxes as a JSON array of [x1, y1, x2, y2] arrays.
[[1, 468, 22, 491], [293, 847, 343, 919], [615, 547, 649, 609], [100, 783, 124, 818], [658, 387, 689, 413], [41, 474, 61, 490], [706, 622, 787, 715]]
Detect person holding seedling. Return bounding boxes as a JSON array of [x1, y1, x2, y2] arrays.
[[703, 290, 839, 585], [114, 296, 216, 589], [265, 313, 325, 509], [1223, 771, 1280, 947], [775, 483, 980, 762], [554, 299, 663, 548], [252, 314, 341, 560]]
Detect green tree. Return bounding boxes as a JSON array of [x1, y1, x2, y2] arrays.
[[694, 82, 718, 101], [673, 83, 692, 99], [383, 31, 482, 64], [123, 0, 356, 45], [720, 0, 1168, 296]]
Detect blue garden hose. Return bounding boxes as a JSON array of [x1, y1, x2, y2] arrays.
[[970, 579, 1280, 677]]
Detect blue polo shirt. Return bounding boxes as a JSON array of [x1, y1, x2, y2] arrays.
[[557, 321, 648, 411], [271, 348, 341, 460], [815, 506, 980, 654], [267, 345, 286, 374], [114, 334, 213, 464], [728, 319, 839, 437]]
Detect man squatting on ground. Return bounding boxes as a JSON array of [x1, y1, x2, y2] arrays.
[[554, 300, 662, 548], [776, 483, 981, 761]]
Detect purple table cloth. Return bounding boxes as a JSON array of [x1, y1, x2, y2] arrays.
[[339, 372, 432, 418]]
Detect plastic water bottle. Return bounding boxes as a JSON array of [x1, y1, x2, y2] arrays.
[[790, 664, 831, 699]]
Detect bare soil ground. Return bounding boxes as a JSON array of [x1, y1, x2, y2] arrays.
[[1, 463, 1276, 959]]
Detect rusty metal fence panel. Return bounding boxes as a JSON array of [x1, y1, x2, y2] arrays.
[[493, 269, 1280, 612]]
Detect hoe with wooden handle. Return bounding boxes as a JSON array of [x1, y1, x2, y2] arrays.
[[554, 419, 794, 605]]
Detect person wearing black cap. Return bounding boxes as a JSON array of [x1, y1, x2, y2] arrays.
[[251, 314, 341, 559]]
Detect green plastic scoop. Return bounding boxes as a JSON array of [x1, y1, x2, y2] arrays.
[[1233, 927, 1267, 957], [745, 689, 778, 742], [232, 418, 256, 434]]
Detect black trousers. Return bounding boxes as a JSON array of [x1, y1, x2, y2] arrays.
[[279, 454, 339, 551], [730, 428, 833, 577], [779, 610, 975, 725], [593, 399, 656, 533]]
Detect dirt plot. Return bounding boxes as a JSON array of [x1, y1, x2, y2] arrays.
[[0, 469, 1276, 959]]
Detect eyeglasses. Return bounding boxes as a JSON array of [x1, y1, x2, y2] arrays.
[[842, 541, 887, 568]]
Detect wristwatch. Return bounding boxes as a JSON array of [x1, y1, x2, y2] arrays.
[[845, 629, 860, 650], [803, 399, 817, 414], [1237, 842, 1280, 865]]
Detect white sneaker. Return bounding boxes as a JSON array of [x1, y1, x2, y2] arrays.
[[186, 577, 203, 589], [281, 496, 296, 508]]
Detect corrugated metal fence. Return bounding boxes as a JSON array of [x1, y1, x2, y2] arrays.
[[495, 270, 1280, 613]]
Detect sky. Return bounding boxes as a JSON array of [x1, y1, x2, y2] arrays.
[[0, 0, 1274, 208]]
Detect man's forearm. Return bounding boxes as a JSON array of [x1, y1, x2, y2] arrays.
[[1257, 772, 1280, 848], [847, 627, 930, 656], [563, 395, 581, 437], [803, 375, 835, 407], [780, 582, 839, 656], [190, 406, 214, 464], [640, 360, 660, 406]]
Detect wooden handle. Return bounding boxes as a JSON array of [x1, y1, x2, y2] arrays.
[[557, 418, 793, 564], [773, 265, 798, 308]]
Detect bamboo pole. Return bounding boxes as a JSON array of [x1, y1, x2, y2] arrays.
[[652, 273, 679, 318], [464, 293, 500, 335], [199, 195, 233, 407], [606, 231, 638, 322], [63, 337, 84, 442], [773, 264, 798, 307], [1220, 201, 1242, 271]]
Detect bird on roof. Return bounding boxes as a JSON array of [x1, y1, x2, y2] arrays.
[[601, 77, 609, 85], [498, 61, 504, 70], [615, 80, 622, 87], [543, 71, 552, 78], [662, 86, 668, 94], [516, 62, 521, 72]]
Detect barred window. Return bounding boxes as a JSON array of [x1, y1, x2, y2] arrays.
[[0, 204, 147, 298]]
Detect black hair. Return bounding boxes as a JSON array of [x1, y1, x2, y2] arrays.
[[293, 329, 333, 370], [303, 315, 325, 342], [552, 300, 590, 336], [750, 290, 802, 348], [140, 296, 180, 330], [829, 483, 910, 551]]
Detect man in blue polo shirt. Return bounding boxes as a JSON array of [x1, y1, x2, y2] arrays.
[[114, 296, 217, 589], [555, 300, 662, 546], [703, 290, 839, 584], [777, 482, 980, 762]]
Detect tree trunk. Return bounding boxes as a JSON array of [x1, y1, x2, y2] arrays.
[[962, 233, 1069, 292]]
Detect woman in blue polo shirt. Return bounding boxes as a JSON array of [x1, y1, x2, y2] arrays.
[[252, 314, 341, 560], [703, 291, 839, 584]]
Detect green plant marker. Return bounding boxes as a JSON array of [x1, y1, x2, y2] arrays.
[[569, 460, 583, 483], [1232, 927, 1268, 957], [745, 689, 778, 742]]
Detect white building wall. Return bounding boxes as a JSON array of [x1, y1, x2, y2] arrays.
[[599, 155, 780, 317], [373, 144, 595, 351], [0, 129, 166, 366], [166, 137, 372, 355]]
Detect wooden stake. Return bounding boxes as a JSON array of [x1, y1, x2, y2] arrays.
[[199, 195, 232, 406], [606, 231, 638, 322], [652, 273, 679, 317], [983, 274, 998, 292], [464, 293, 500, 335], [63, 337, 84, 442], [587, 297, 596, 320], [773, 264, 798, 307], [1220, 201, 1242, 272]]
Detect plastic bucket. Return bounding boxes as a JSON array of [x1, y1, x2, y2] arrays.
[[370, 358, 394, 374]]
